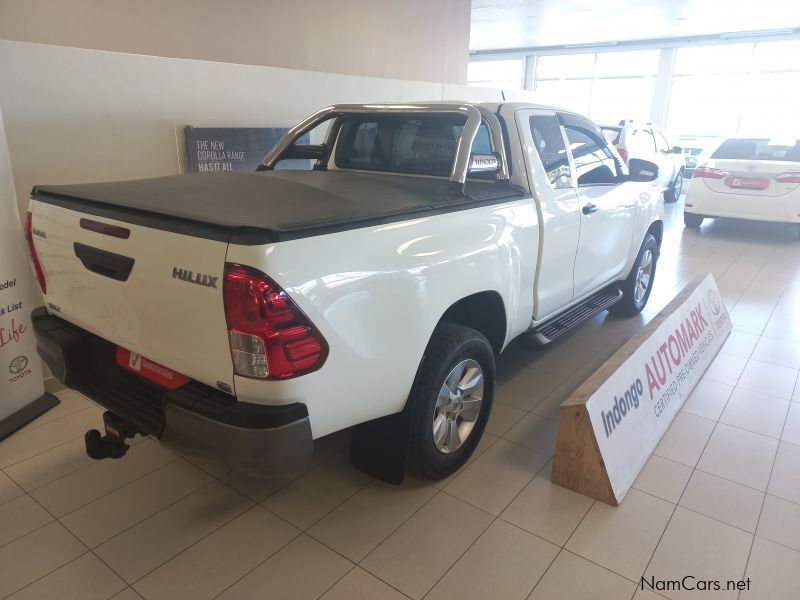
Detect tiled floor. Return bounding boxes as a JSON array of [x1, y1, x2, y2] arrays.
[[2, 197, 800, 600]]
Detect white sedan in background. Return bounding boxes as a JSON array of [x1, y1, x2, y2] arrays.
[[684, 137, 800, 230]]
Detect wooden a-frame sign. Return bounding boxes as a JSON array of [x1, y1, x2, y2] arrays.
[[552, 274, 732, 505]]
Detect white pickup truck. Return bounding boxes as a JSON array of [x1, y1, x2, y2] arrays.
[[27, 102, 663, 482]]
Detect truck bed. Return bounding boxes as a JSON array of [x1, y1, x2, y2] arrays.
[[32, 170, 522, 244]]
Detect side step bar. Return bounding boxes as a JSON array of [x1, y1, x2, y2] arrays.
[[525, 285, 623, 347]]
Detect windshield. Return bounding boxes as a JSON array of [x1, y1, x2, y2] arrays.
[[334, 114, 491, 177], [711, 138, 800, 161]]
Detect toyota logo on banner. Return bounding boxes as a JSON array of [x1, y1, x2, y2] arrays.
[[707, 289, 722, 316], [9, 355, 28, 374]]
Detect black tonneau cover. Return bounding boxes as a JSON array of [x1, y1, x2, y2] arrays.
[[32, 170, 523, 244]]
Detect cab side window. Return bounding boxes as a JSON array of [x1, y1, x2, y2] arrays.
[[529, 115, 572, 189], [561, 119, 621, 187], [642, 129, 658, 152], [654, 130, 671, 153]]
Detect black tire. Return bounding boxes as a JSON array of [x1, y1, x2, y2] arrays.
[[609, 233, 659, 318], [664, 169, 684, 203], [407, 323, 495, 480], [684, 212, 704, 228]]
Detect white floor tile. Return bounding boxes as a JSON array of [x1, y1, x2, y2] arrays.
[[697, 424, 778, 491], [133, 506, 299, 600], [654, 412, 716, 467], [645, 507, 752, 600], [768, 441, 800, 504], [7, 552, 125, 600], [528, 550, 636, 600], [680, 379, 733, 421], [217, 534, 351, 600], [426, 520, 558, 600], [566, 488, 674, 581], [756, 494, 800, 552], [0, 522, 86, 597], [737, 359, 798, 400], [0, 493, 53, 546], [719, 387, 790, 438], [501, 472, 594, 546], [741, 537, 800, 599], [361, 492, 492, 599], [679, 470, 764, 533]]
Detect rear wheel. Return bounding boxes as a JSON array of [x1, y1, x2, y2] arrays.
[[407, 323, 495, 479], [664, 169, 684, 203], [684, 212, 704, 228], [609, 233, 658, 318]]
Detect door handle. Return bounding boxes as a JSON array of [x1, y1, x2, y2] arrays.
[[582, 203, 599, 215], [74, 242, 135, 282]]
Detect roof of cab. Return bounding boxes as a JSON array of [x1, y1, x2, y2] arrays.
[[327, 101, 562, 113]]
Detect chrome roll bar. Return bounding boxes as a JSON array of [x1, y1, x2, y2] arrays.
[[261, 103, 509, 188]]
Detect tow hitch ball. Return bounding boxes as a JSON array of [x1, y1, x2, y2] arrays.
[[85, 412, 136, 460]]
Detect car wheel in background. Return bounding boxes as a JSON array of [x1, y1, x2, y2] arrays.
[[684, 212, 704, 228], [664, 169, 684, 203], [407, 323, 495, 479], [609, 233, 659, 318]]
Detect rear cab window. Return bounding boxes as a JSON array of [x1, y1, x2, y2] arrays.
[[334, 115, 493, 177], [711, 138, 800, 161]]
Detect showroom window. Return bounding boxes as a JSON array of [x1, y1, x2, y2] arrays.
[[668, 39, 800, 136], [533, 50, 658, 124], [467, 59, 524, 89]]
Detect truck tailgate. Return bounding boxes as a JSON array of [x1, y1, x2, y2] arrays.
[[30, 200, 234, 393]]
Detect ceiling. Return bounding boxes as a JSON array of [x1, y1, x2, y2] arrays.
[[470, 0, 800, 52]]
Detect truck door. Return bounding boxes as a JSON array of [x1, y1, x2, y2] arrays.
[[653, 128, 679, 188], [558, 112, 637, 299], [515, 108, 580, 319]]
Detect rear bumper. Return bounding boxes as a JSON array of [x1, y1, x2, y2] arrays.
[[31, 307, 313, 477], [684, 208, 800, 224], [685, 183, 800, 223]]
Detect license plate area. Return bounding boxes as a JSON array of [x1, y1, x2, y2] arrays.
[[724, 176, 769, 190], [115, 347, 189, 390]]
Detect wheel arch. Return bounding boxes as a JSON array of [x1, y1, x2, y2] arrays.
[[647, 219, 664, 253], [436, 291, 507, 355]]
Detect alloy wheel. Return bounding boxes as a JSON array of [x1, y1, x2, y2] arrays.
[[432, 359, 484, 454], [634, 249, 653, 304]]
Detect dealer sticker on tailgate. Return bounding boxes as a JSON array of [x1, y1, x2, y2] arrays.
[[115, 347, 189, 390]]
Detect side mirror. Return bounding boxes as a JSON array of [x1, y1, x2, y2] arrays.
[[628, 158, 659, 182], [671, 145, 683, 154], [469, 154, 500, 175]]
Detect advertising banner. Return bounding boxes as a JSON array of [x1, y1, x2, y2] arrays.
[[183, 127, 310, 173], [0, 108, 58, 440], [584, 273, 731, 501]]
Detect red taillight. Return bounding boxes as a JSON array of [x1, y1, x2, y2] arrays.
[[223, 263, 327, 380], [618, 148, 629, 164], [776, 172, 800, 184], [24, 211, 47, 293], [693, 165, 726, 179]]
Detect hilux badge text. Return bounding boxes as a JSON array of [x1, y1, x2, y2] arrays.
[[172, 267, 218, 289]]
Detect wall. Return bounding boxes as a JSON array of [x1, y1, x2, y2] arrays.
[[0, 41, 528, 220], [0, 0, 470, 84]]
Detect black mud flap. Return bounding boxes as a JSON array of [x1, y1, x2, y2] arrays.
[[349, 407, 411, 485]]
